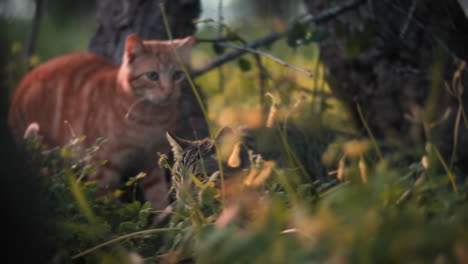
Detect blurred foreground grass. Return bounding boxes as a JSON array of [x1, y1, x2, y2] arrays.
[[24, 121, 468, 263]]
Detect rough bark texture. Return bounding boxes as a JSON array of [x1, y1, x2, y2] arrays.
[[89, 0, 208, 140], [304, 0, 468, 171]]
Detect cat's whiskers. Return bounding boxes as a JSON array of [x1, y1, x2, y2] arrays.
[[125, 97, 146, 119], [64, 120, 76, 138]]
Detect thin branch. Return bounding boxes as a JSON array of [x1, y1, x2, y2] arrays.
[[217, 0, 224, 33], [217, 42, 313, 77], [72, 228, 179, 259], [191, 32, 280, 78], [295, 87, 332, 98], [253, 53, 269, 107], [356, 102, 383, 160], [195, 36, 240, 43], [399, 0, 418, 39], [384, 0, 461, 62], [22, 0, 44, 69], [191, 0, 365, 78], [217, 0, 225, 92]]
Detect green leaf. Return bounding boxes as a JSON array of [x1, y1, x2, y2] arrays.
[[95, 137, 106, 145], [287, 22, 307, 48], [321, 102, 333, 110], [309, 27, 329, 42], [138, 202, 152, 226], [212, 43, 225, 55], [125, 172, 147, 187], [187, 171, 207, 189], [118, 221, 139, 233], [223, 26, 239, 39], [238, 58, 251, 72], [198, 186, 217, 207], [288, 23, 329, 47]]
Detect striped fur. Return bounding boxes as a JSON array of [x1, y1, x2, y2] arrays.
[[8, 34, 195, 210], [166, 127, 251, 201], [166, 127, 250, 180]]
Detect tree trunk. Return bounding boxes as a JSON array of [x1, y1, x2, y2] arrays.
[[304, 0, 468, 172], [88, 0, 208, 140]]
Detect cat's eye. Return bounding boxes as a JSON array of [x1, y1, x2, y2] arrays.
[[145, 71, 159, 81], [172, 71, 184, 81]]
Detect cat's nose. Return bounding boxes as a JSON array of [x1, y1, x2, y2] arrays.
[[160, 85, 173, 96]]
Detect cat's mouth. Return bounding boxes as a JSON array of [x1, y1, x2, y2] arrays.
[[157, 97, 175, 106], [126, 95, 174, 119], [145, 94, 177, 106]]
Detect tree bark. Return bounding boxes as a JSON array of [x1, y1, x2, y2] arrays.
[[304, 0, 468, 172], [88, 0, 208, 140]]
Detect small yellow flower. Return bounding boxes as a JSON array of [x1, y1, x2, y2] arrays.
[[266, 105, 278, 128], [251, 161, 275, 186], [218, 107, 239, 127], [244, 168, 260, 186], [113, 189, 124, 198], [11, 42, 22, 54], [135, 172, 147, 180], [227, 142, 242, 168], [217, 132, 240, 161], [337, 158, 345, 181], [244, 161, 276, 187], [241, 107, 264, 129], [84, 180, 98, 186], [421, 155, 429, 170], [29, 55, 41, 67], [343, 139, 370, 157], [358, 158, 368, 183]]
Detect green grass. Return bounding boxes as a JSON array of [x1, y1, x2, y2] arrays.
[[24, 126, 468, 263]]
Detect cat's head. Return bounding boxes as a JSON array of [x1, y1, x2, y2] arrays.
[[119, 34, 195, 106], [166, 127, 250, 179]]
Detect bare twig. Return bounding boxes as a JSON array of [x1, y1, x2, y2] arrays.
[[295, 87, 332, 98], [355, 102, 383, 160], [72, 228, 179, 259], [198, 27, 271, 103], [399, 0, 418, 39], [22, 0, 44, 69], [217, 42, 314, 77], [196, 36, 240, 43], [384, 0, 461, 62], [217, 0, 225, 92], [191, 0, 365, 78], [253, 53, 269, 107], [191, 32, 280, 78], [217, 0, 224, 33]]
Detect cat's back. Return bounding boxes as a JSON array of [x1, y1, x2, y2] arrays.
[[9, 53, 117, 143], [16, 53, 114, 87]]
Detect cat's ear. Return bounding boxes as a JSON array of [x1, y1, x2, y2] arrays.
[[176, 36, 196, 47], [173, 36, 195, 61], [125, 34, 146, 63], [166, 132, 191, 160], [214, 126, 234, 145]]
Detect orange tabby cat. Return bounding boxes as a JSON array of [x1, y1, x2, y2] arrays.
[[8, 34, 195, 210]]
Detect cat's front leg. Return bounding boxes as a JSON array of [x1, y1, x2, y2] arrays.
[[141, 166, 169, 211], [90, 161, 123, 197]]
